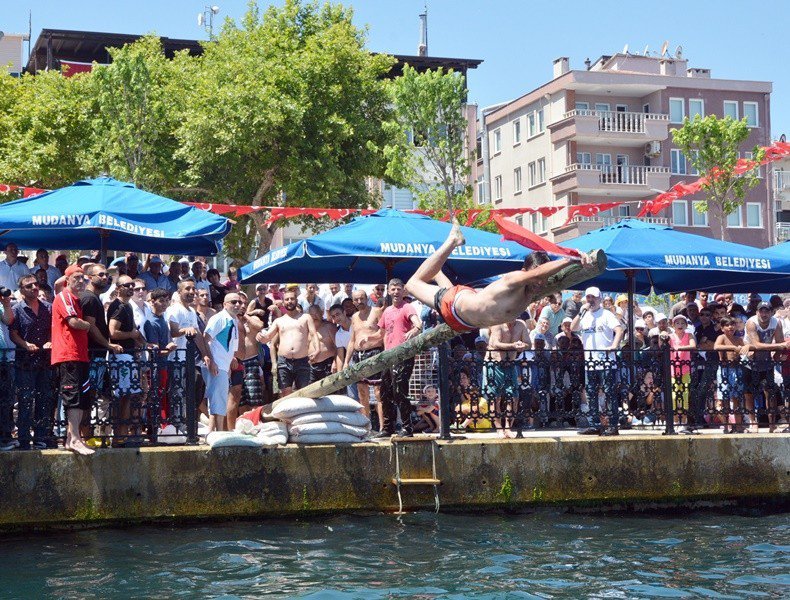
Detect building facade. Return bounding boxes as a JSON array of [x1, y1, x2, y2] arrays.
[[478, 51, 773, 246], [773, 149, 790, 242], [0, 33, 28, 76]]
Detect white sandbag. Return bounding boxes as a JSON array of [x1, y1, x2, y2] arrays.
[[157, 423, 187, 445], [259, 421, 288, 436], [291, 433, 366, 444], [207, 431, 265, 448], [235, 419, 288, 436], [289, 411, 370, 428], [257, 434, 288, 446], [271, 395, 363, 420], [289, 421, 370, 438]]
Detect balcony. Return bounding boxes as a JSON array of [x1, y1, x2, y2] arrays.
[[551, 163, 671, 198], [549, 109, 670, 147], [774, 170, 790, 210], [778, 223, 790, 242]]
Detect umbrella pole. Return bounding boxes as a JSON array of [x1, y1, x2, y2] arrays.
[[626, 269, 636, 393], [100, 229, 109, 265]]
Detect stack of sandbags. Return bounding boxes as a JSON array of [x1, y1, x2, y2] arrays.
[[206, 406, 288, 449], [271, 395, 370, 444]]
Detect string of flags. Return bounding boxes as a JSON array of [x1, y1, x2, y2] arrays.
[[2, 140, 788, 228]]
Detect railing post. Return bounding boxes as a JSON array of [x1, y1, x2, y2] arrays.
[[662, 345, 676, 435], [185, 336, 198, 445], [438, 341, 453, 440]]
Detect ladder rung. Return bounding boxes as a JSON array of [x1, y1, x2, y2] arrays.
[[390, 436, 437, 444], [392, 478, 441, 486]]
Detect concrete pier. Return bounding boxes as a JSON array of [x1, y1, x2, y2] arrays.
[[1, 434, 788, 530]]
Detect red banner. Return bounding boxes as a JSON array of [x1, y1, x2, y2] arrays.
[[494, 214, 580, 258], [564, 202, 624, 225]]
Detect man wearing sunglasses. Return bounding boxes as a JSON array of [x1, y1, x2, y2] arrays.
[[203, 293, 241, 432]]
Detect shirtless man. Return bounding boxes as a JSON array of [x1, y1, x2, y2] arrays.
[[714, 316, 755, 434], [343, 289, 385, 419], [406, 222, 593, 332], [256, 289, 318, 396], [308, 305, 338, 383], [485, 320, 529, 437], [227, 311, 266, 430]]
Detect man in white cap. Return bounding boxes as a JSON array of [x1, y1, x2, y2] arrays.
[[571, 286, 624, 435], [139, 256, 173, 292]]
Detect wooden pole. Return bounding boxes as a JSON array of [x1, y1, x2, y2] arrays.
[[275, 249, 607, 403]]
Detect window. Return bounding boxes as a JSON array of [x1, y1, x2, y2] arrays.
[[723, 101, 738, 120], [515, 215, 523, 227], [537, 158, 546, 183], [514, 167, 522, 193], [689, 99, 704, 119], [494, 175, 502, 201], [577, 152, 591, 165], [743, 102, 758, 127], [476, 179, 485, 204], [493, 129, 501, 154], [669, 98, 685, 123], [691, 201, 708, 226], [530, 212, 547, 234], [746, 203, 762, 227], [512, 119, 521, 145], [671, 149, 687, 175], [528, 161, 537, 187], [726, 209, 742, 228], [528, 112, 536, 137], [672, 201, 688, 226], [743, 151, 761, 178], [594, 103, 610, 112], [537, 108, 545, 132], [596, 153, 612, 175], [689, 149, 700, 176], [575, 101, 589, 111]]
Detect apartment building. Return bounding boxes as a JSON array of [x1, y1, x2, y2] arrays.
[[773, 148, 790, 242], [478, 51, 773, 246], [0, 32, 28, 76]]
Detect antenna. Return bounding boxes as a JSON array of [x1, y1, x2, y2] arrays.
[[418, 1, 428, 57], [622, 43, 629, 54], [198, 5, 220, 38], [642, 44, 649, 56], [660, 40, 669, 56], [675, 45, 683, 59]]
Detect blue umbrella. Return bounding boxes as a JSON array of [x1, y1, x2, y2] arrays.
[[0, 177, 231, 256], [562, 219, 790, 294], [240, 209, 533, 284]]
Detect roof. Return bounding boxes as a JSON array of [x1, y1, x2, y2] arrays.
[[25, 28, 482, 77]]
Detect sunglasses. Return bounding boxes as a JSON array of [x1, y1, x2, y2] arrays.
[[133, 287, 146, 292], [93, 272, 108, 277], [22, 283, 38, 289], [119, 282, 135, 289], [227, 300, 244, 305]]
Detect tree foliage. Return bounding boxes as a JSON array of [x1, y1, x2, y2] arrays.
[[176, 0, 395, 257], [382, 65, 472, 214], [671, 115, 764, 240]]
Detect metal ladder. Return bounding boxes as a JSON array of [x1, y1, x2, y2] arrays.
[[391, 437, 441, 514]]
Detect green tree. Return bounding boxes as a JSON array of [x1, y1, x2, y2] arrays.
[[176, 0, 395, 258], [382, 65, 472, 215], [0, 69, 94, 190], [89, 35, 190, 191], [671, 115, 764, 241]]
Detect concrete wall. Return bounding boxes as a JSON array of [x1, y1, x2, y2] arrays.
[[1, 435, 788, 530]]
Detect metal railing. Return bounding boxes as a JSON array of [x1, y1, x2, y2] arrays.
[[567, 215, 670, 227], [562, 109, 669, 133], [565, 163, 670, 185], [777, 223, 790, 242], [435, 347, 789, 438]]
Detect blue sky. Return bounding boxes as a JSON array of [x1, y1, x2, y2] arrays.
[[6, 0, 789, 136]]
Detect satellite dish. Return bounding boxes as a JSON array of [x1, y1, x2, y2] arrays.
[[661, 41, 669, 56], [197, 13, 204, 26], [642, 44, 649, 56], [622, 43, 629, 54], [675, 45, 683, 59], [211, 5, 220, 14]]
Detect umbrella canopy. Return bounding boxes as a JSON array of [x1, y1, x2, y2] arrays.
[[240, 209, 533, 284], [0, 177, 231, 255], [562, 219, 790, 293]]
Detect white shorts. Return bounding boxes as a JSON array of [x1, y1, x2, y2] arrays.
[[205, 369, 229, 416]]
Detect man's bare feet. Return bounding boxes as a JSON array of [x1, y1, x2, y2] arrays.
[[448, 221, 466, 248], [66, 439, 95, 455]]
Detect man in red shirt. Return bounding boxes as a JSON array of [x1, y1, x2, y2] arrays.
[[374, 279, 422, 438], [51, 265, 94, 455]]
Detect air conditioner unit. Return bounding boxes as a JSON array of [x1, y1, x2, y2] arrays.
[[644, 141, 662, 158]]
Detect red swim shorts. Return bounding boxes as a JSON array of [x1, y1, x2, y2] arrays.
[[434, 285, 477, 333]]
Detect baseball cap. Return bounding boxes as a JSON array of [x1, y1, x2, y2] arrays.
[[641, 306, 655, 316], [672, 313, 688, 323], [534, 333, 547, 341], [474, 335, 487, 344], [178, 257, 190, 264], [655, 312, 668, 322], [584, 286, 601, 298], [562, 316, 573, 324], [149, 256, 163, 264], [757, 301, 772, 311], [615, 294, 628, 305], [634, 318, 646, 329], [64, 265, 84, 277]]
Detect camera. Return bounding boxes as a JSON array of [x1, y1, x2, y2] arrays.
[[0, 287, 11, 298]]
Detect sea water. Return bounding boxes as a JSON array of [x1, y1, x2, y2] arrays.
[[2, 511, 788, 598]]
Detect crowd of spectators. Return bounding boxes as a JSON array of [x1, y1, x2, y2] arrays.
[[0, 244, 787, 450]]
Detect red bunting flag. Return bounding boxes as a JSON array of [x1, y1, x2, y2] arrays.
[[564, 202, 624, 225], [494, 214, 580, 258]]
